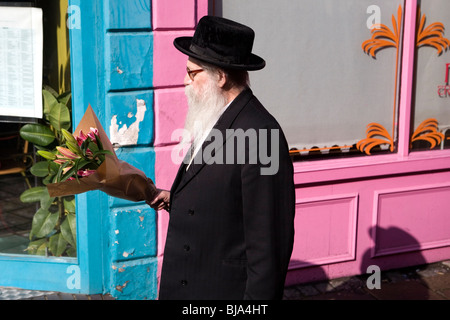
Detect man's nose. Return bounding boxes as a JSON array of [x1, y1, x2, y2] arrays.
[[184, 73, 192, 86]]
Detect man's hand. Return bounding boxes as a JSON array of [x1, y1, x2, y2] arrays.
[[148, 189, 170, 211]]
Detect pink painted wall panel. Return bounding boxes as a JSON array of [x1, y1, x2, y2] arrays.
[[154, 145, 180, 192], [290, 195, 357, 269], [154, 87, 188, 146], [197, 0, 208, 19], [374, 184, 450, 257], [152, 0, 196, 30], [152, 30, 194, 88], [152, 1, 208, 290], [154, 145, 178, 283]]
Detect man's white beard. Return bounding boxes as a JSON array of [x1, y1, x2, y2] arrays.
[[182, 78, 228, 150]]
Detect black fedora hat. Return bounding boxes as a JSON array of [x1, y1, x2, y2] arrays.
[[174, 16, 265, 71]]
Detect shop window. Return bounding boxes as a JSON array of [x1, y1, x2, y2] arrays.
[[0, 0, 73, 257], [410, 0, 450, 152], [214, 0, 405, 161]]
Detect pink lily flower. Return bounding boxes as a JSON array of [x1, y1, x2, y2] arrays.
[[53, 154, 70, 165], [87, 127, 98, 142], [76, 130, 88, 146], [57, 146, 80, 160], [53, 159, 67, 165], [85, 148, 94, 159], [63, 166, 73, 174], [77, 169, 96, 177]]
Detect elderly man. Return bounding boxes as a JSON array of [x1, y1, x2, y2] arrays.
[[150, 16, 295, 300]]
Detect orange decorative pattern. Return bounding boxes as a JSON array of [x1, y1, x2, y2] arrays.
[[357, 123, 394, 155], [411, 118, 445, 149], [362, 5, 402, 58], [358, 6, 402, 155], [416, 9, 450, 55]]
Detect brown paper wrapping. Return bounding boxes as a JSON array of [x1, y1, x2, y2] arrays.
[[46, 105, 157, 203]]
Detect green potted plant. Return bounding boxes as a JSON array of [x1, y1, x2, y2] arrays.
[[19, 87, 76, 257]]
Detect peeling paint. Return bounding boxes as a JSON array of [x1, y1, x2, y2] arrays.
[[115, 229, 120, 234], [116, 66, 124, 74], [115, 281, 130, 293], [110, 99, 146, 146], [122, 248, 135, 258]]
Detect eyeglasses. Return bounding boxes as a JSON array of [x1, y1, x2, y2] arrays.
[[186, 67, 204, 81]]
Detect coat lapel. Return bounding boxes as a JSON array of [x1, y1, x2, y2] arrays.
[[170, 88, 254, 197]]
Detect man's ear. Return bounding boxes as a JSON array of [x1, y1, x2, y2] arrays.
[[217, 69, 227, 88]]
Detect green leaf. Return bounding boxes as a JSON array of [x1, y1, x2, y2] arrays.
[[61, 128, 78, 146], [30, 208, 59, 239], [42, 89, 58, 118], [60, 213, 76, 247], [40, 194, 55, 211], [88, 141, 99, 154], [66, 140, 83, 156], [20, 186, 48, 203], [36, 242, 48, 256], [55, 160, 72, 182], [93, 133, 103, 150], [39, 187, 52, 209], [48, 161, 60, 175], [63, 197, 76, 214], [20, 123, 56, 146], [92, 149, 112, 163], [42, 174, 53, 186], [26, 238, 47, 255], [60, 166, 77, 182], [66, 247, 77, 257], [49, 103, 71, 132], [49, 233, 68, 256], [43, 85, 58, 97], [37, 150, 57, 160], [57, 91, 72, 106], [30, 161, 50, 177]]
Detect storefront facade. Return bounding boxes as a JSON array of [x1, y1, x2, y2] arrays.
[[1, 0, 450, 299]]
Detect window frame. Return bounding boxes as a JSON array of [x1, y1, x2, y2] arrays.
[[0, 0, 104, 294], [292, 0, 450, 184]]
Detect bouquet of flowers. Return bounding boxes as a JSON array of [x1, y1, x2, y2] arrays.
[[43, 105, 158, 203], [38, 127, 111, 182]]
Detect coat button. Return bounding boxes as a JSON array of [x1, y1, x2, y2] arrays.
[[184, 245, 190, 252], [181, 280, 187, 286], [188, 209, 194, 216]]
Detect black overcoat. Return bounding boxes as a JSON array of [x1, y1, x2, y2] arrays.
[[159, 89, 295, 300]]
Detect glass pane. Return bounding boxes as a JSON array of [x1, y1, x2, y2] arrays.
[[0, 1, 75, 257], [0, 127, 36, 254], [217, 0, 404, 160], [411, 0, 450, 152]]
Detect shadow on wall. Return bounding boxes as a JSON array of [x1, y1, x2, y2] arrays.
[[286, 226, 429, 299]]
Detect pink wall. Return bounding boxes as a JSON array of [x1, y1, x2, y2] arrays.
[[152, 0, 208, 287], [153, 0, 450, 288]]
